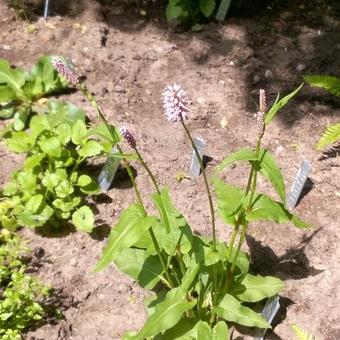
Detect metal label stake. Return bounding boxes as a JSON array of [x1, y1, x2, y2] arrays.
[[255, 295, 280, 340], [286, 160, 312, 210], [43, 0, 50, 20], [190, 137, 205, 177], [98, 147, 120, 192]]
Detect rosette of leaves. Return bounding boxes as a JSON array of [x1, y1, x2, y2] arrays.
[[0, 104, 118, 232], [0, 56, 68, 131], [0, 229, 50, 339], [93, 85, 310, 339], [304, 75, 340, 151]]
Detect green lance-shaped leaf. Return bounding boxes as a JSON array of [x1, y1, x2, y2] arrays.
[[212, 179, 244, 225], [200, 0, 216, 17], [0, 59, 26, 99], [151, 187, 179, 233], [265, 84, 303, 124], [230, 274, 284, 303], [72, 206, 95, 232], [115, 248, 163, 289], [130, 264, 199, 339], [213, 148, 257, 177], [256, 148, 286, 202], [245, 193, 310, 229], [215, 293, 271, 329], [93, 204, 156, 272], [316, 123, 340, 150], [304, 75, 340, 97]]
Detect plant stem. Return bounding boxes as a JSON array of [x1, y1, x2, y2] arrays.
[[180, 119, 217, 250], [134, 147, 171, 233], [79, 84, 175, 287], [134, 148, 160, 194]]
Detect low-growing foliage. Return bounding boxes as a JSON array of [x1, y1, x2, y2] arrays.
[[0, 229, 50, 339], [304, 75, 340, 150], [0, 56, 69, 131], [94, 83, 310, 338], [291, 324, 316, 340], [0, 103, 115, 232]]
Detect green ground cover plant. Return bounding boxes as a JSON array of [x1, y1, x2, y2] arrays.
[[304, 75, 340, 151], [0, 229, 50, 340], [0, 102, 114, 232], [0, 56, 69, 131], [92, 82, 310, 338]]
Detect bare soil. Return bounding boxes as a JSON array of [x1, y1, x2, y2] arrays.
[[0, 0, 340, 339]]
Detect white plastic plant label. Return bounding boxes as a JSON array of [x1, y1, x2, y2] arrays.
[[286, 160, 312, 210], [190, 137, 205, 177], [98, 147, 120, 191], [255, 295, 280, 340]]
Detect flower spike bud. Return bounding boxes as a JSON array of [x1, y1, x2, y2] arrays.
[[259, 89, 267, 113], [120, 127, 136, 149], [51, 56, 79, 86], [257, 111, 265, 139], [162, 83, 190, 123]]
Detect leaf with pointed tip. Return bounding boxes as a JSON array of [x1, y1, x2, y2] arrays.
[[265, 84, 303, 124], [230, 274, 283, 303], [215, 294, 270, 329], [93, 204, 156, 272], [130, 264, 199, 339], [115, 248, 163, 289]]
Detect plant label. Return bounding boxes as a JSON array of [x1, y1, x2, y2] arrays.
[[98, 147, 120, 191], [255, 295, 280, 339], [43, 0, 50, 19], [286, 160, 312, 210], [190, 137, 205, 177]]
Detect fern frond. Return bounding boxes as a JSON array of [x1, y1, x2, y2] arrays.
[[291, 324, 316, 340], [304, 75, 340, 97], [317, 123, 340, 150]]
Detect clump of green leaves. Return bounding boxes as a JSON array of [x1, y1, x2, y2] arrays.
[[166, 0, 234, 28], [304, 75, 340, 150], [0, 103, 113, 232], [0, 229, 50, 339], [0, 56, 68, 131], [94, 84, 310, 338]]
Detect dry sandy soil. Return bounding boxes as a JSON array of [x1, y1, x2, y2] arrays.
[[0, 0, 340, 339]]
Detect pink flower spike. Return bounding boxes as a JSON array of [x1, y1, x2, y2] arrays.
[[120, 127, 136, 149], [51, 56, 79, 86], [162, 83, 190, 123]]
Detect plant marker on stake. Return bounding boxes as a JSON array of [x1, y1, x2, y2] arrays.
[[255, 295, 280, 340], [98, 147, 120, 192], [286, 160, 312, 210], [190, 137, 205, 176], [43, 0, 49, 20]]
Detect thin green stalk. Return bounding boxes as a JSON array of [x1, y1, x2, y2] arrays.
[[180, 119, 216, 250], [79, 84, 175, 287], [134, 148, 161, 194]]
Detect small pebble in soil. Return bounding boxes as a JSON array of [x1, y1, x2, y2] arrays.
[[253, 75, 261, 84], [264, 69, 273, 79], [296, 63, 306, 72], [70, 258, 78, 267]]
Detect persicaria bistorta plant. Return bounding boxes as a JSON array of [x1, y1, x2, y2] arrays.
[[94, 80, 310, 339]]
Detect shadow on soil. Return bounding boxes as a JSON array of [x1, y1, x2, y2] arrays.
[[246, 227, 323, 280]]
